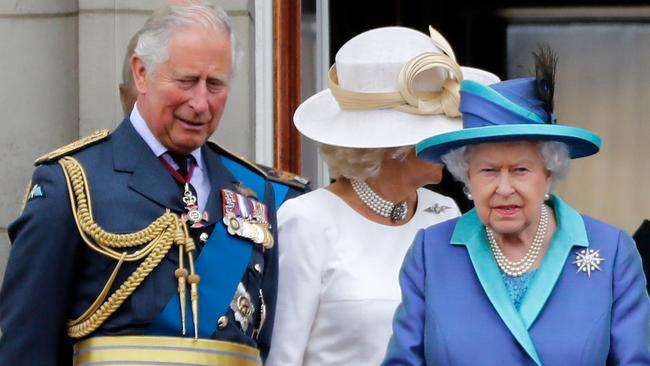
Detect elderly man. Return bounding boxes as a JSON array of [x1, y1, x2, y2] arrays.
[[0, 1, 305, 365]]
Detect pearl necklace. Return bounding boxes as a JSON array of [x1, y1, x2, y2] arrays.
[[350, 179, 408, 222], [486, 204, 549, 277]]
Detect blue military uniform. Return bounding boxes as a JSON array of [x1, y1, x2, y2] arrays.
[[0, 120, 308, 365]]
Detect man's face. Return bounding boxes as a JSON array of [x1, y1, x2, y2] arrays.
[[133, 26, 232, 154]]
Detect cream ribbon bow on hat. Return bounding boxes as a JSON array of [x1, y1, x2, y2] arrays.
[[328, 26, 463, 117]]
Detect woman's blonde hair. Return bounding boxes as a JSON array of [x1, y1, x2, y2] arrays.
[[319, 144, 412, 181]]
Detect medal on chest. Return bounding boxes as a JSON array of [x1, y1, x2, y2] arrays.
[[160, 156, 209, 228], [180, 183, 209, 227], [221, 188, 274, 249]]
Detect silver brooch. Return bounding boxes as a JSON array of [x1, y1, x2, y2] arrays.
[[572, 248, 604, 277], [424, 203, 451, 214]]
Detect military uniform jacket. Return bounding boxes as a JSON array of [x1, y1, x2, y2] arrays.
[[0, 120, 280, 365], [383, 195, 650, 365]]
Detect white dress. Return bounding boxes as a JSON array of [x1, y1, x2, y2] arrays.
[[266, 188, 460, 366]]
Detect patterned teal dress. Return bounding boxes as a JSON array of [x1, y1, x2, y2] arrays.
[[501, 269, 538, 310]]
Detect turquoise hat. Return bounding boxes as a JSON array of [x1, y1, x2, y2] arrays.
[[416, 73, 601, 163]]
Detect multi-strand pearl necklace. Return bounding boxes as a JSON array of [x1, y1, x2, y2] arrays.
[[486, 204, 549, 277], [350, 179, 408, 222]]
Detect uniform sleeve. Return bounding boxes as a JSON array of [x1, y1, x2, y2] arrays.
[[607, 230, 650, 364], [0, 163, 81, 365], [381, 230, 427, 366], [266, 196, 327, 366]]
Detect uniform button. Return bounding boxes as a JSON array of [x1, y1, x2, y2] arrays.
[[254, 263, 262, 273], [199, 233, 209, 243], [218, 316, 228, 329]]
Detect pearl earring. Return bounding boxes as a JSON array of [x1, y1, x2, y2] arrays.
[[463, 186, 473, 201], [544, 193, 550, 200]]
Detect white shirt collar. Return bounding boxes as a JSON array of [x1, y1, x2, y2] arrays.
[[129, 103, 203, 168]]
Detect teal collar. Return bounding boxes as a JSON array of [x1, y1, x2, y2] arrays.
[[519, 195, 587, 330], [450, 195, 588, 366], [450, 195, 587, 247]]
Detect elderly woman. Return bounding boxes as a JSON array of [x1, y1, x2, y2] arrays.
[[266, 27, 498, 366], [383, 50, 650, 365]]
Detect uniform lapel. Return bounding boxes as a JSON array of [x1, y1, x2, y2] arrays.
[[451, 210, 542, 366], [519, 195, 589, 329], [111, 120, 183, 212]]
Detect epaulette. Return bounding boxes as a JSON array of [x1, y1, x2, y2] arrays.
[[34, 129, 110, 166], [254, 163, 310, 191], [207, 141, 311, 191]]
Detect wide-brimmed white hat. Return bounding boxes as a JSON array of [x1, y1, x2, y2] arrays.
[[294, 26, 500, 148]]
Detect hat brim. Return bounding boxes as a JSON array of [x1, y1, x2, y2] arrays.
[[293, 66, 500, 149], [294, 89, 461, 148], [416, 124, 602, 163]]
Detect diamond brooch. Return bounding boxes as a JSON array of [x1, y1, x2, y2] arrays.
[[572, 248, 604, 277]]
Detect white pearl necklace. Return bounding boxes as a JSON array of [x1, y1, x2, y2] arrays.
[[486, 204, 549, 277], [350, 179, 408, 222]]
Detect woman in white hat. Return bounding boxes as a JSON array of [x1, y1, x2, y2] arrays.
[[266, 26, 499, 366]]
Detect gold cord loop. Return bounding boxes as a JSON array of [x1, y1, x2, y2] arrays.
[[59, 157, 199, 338]]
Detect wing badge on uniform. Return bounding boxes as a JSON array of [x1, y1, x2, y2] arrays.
[[221, 189, 274, 249], [424, 203, 451, 214], [27, 184, 44, 201]]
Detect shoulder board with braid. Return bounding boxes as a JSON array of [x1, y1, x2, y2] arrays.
[[206, 141, 265, 176], [206, 141, 310, 191], [34, 129, 110, 166], [253, 163, 310, 191]]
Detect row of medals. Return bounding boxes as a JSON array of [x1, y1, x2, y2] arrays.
[[180, 185, 269, 334]]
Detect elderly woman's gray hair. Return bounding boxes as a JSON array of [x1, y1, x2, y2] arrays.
[[320, 145, 412, 181], [135, 0, 241, 77], [442, 140, 571, 190]]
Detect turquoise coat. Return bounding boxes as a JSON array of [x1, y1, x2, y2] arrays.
[[383, 196, 650, 365]]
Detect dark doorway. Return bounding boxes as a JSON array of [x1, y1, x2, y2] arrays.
[[328, 0, 650, 213], [330, 0, 650, 77]]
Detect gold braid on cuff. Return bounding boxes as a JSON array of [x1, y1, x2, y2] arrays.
[[328, 26, 463, 117], [59, 157, 200, 339]]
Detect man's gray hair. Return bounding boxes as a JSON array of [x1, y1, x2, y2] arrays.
[[134, 0, 241, 77], [441, 140, 571, 190]]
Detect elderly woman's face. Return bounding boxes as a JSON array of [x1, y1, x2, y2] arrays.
[[466, 141, 551, 237]]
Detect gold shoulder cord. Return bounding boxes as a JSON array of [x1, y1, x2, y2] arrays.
[[59, 157, 201, 339]]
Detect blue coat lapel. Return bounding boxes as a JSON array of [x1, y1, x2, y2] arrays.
[[451, 210, 542, 366], [519, 195, 589, 329], [111, 120, 183, 212]]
